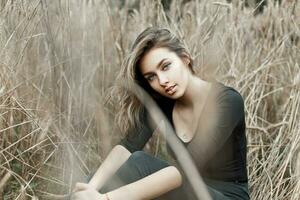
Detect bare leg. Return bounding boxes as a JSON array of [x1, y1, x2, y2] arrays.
[[90, 151, 248, 200]]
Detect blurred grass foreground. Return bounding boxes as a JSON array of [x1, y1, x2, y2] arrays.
[[0, 0, 300, 199]]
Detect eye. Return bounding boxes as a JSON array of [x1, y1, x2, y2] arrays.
[[146, 75, 156, 82], [162, 63, 171, 71]]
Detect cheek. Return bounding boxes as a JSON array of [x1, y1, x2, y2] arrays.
[[181, 64, 190, 77], [149, 82, 165, 94], [149, 82, 161, 91], [173, 64, 185, 78]]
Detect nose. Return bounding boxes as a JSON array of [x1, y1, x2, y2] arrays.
[[158, 73, 169, 86]]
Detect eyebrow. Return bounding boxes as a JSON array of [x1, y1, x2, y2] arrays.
[[142, 58, 168, 76]]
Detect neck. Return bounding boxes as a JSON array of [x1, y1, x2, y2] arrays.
[[176, 75, 211, 108]]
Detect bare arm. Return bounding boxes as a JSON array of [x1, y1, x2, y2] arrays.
[[88, 145, 131, 190], [106, 166, 182, 200]]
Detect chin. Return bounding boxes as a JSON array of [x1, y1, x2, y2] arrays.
[[166, 92, 183, 100]]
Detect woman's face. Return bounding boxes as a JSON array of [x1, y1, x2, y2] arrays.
[[139, 47, 191, 99]]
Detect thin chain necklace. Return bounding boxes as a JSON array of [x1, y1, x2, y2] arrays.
[[176, 83, 212, 143]]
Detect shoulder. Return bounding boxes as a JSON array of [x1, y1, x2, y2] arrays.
[[209, 82, 245, 126], [213, 82, 244, 104], [210, 82, 245, 115]]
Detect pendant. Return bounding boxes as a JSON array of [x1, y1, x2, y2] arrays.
[[181, 133, 188, 139]]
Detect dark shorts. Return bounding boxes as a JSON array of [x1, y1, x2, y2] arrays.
[[92, 151, 250, 200]]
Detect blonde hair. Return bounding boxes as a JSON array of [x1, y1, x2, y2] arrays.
[[105, 27, 195, 136]]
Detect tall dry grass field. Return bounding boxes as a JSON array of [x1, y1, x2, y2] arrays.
[[0, 0, 299, 199]]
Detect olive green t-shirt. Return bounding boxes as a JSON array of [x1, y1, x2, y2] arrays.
[[118, 82, 248, 183]]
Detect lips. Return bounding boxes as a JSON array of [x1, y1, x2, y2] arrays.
[[165, 85, 176, 93]]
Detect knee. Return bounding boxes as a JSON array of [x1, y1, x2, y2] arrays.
[[128, 151, 170, 169], [128, 151, 149, 163], [130, 151, 148, 161]]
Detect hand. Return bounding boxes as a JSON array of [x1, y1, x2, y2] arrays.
[[72, 182, 95, 193], [71, 183, 106, 200]]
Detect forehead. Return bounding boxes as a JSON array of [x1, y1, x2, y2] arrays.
[[139, 47, 179, 74]]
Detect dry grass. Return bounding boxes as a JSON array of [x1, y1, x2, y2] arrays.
[[0, 0, 299, 199]]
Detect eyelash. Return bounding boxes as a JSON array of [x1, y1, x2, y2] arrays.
[[146, 63, 171, 82], [162, 63, 170, 70], [147, 75, 155, 82]]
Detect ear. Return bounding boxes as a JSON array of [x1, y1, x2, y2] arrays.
[[181, 53, 191, 66], [183, 57, 190, 65]]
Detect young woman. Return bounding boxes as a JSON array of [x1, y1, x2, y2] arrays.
[[71, 27, 250, 200]]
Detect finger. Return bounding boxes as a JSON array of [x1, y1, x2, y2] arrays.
[[73, 182, 90, 192]]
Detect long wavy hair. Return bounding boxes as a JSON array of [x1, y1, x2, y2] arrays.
[[105, 27, 195, 136]]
